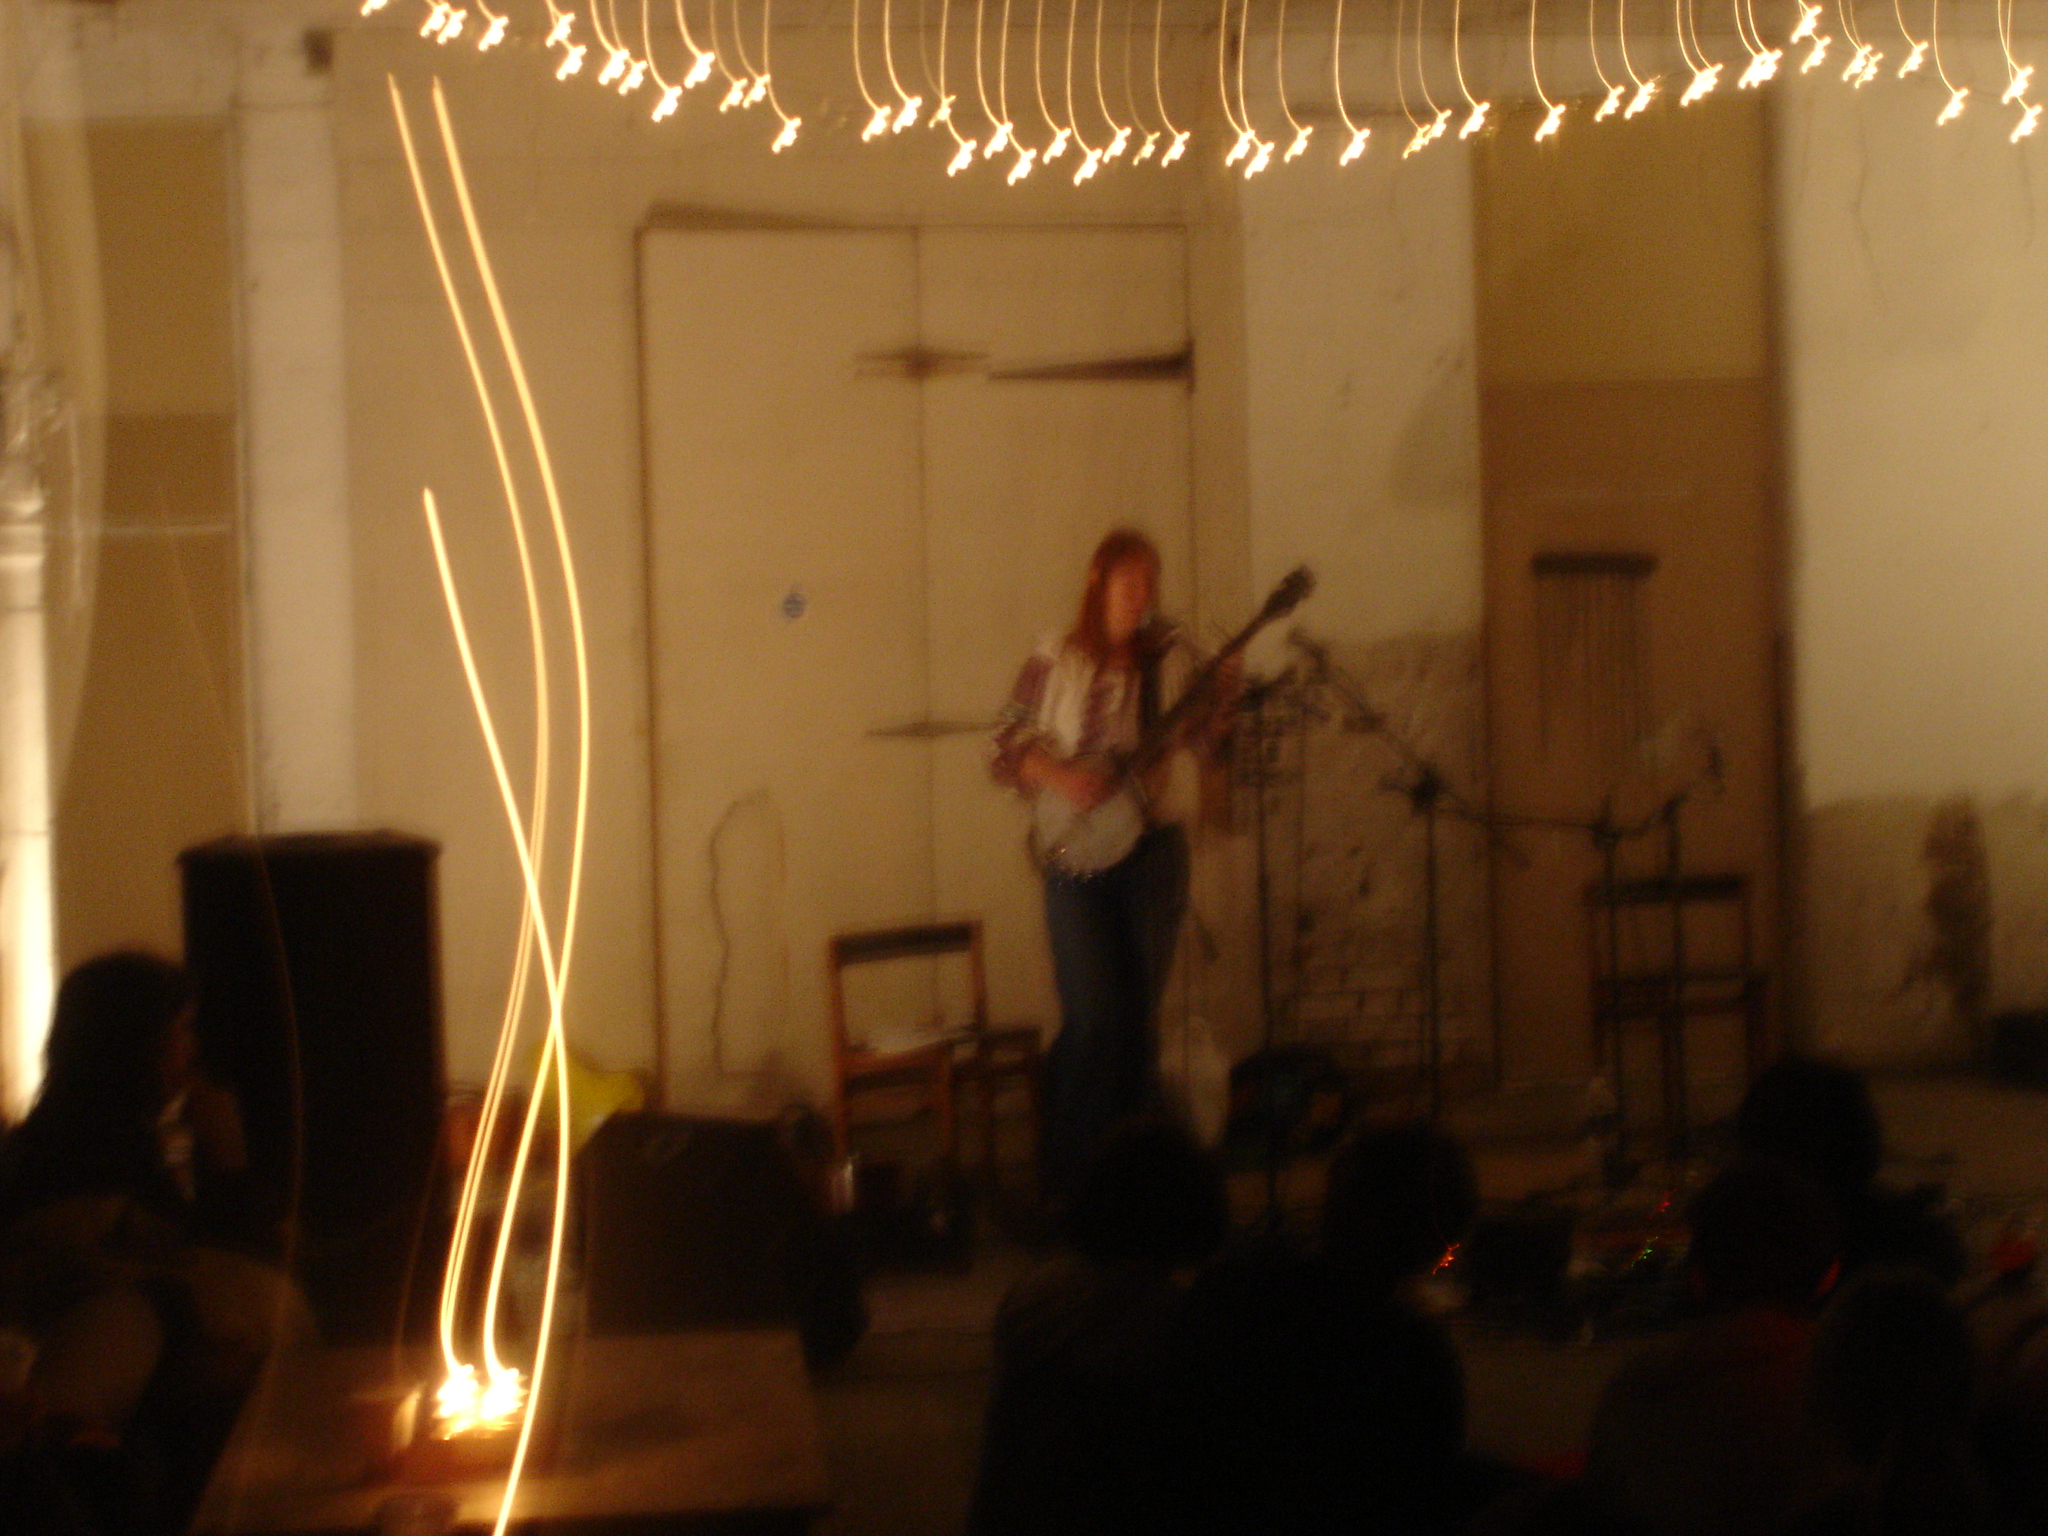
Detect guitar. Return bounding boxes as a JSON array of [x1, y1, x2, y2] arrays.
[[1030, 565, 1315, 876]]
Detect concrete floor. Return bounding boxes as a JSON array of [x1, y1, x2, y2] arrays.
[[808, 1071, 2048, 1536]]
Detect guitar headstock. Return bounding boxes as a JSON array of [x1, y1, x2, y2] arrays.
[[1260, 566, 1316, 622]]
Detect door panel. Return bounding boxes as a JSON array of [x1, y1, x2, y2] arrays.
[[642, 229, 928, 1089]]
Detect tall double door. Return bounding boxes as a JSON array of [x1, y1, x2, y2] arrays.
[[638, 223, 1191, 1093]]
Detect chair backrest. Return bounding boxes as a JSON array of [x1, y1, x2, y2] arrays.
[[827, 919, 988, 1059]]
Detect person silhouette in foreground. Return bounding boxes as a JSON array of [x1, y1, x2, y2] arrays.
[[0, 952, 303, 1535], [1155, 1121, 1480, 1536], [969, 1116, 1227, 1536], [1586, 1157, 1841, 1536]]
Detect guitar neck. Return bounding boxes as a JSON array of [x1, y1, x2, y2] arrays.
[[1123, 604, 1282, 778]]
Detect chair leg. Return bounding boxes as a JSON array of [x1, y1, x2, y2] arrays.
[[936, 1057, 958, 1168]]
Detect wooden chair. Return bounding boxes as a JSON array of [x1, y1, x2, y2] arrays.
[[826, 919, 1042, 1183]]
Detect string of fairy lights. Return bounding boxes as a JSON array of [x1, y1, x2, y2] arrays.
[[373, 0, 2045, 177]]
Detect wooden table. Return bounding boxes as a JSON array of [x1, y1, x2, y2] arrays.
[[193, 1330, 831, 1534]]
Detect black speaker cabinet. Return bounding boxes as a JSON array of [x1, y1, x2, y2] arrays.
[[582, 1113, 866, 1367], [179, 832, 447, 1345]]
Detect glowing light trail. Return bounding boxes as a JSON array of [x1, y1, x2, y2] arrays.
[[1928, 0, 1966, 121], [1734, 0, 1780, 88], [1996, 0, 2036, 138], [1676, 0, 1722, 101], [1617, 0, 1659, 114], [1589, 0, 1626, 117], [881, 0, 925, 127], [1837, 0, 1882, 84], [1235, 0, 1274, 173], [1034, 0, 1073, 159], [1219, 0, 1253, 165], [705, 0, 750, 109], [1276, 0, 1312, 159], [429, 75, 595, 1536], [724, 0, 768, 106], [386, 82, 552, 1439], [1529, 0, 1566, 138], [1151, 0, 1188, 160], [932, 0, 977, 170], [760, 0, 802, 147], [1451, 0, 1489, 136], [1413, 0, 1454, 145], [390, 75, 597, 1536], [1398, 0, 1433, 153], [974, 0, 1014, 157], [669, 0, 719, 86], [1333, 0, 1371, 160], [1094, 0, 1131, 160], [852, 0, 895, 138], [998, 0, 1036, 175], [641, 0, 684, 118], [1892, 0, 1927, 75], [1117, 0, 1150, 160], [1062, 0, 1103, 181]]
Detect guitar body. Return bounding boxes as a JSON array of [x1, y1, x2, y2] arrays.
[[1029, 762, 1150, 877], [1021, 565, 1317, 881]]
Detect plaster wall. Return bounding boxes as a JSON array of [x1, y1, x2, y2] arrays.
[[1776, 51, 2048, 1062]]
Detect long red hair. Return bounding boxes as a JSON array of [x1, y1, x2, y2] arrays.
[[1068, 528, 1162, 663]]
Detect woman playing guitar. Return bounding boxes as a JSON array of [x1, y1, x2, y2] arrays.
[[991, 529, 1242, 1203]]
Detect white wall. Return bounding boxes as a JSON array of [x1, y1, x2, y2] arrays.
[[1776, 48, 2048, 1059]]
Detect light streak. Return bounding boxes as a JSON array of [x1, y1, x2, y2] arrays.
[[1676, 0, 1722, 101], [1996, 0, 2035, 138], [1008, 143, 1039, 178], [387, 80, 553, 1436], [760, 0, 802, 148], [1891, 0, 1926, 75], [1589, 0, 1625, 117], [853, 0, 895, 137], [1094, 0, 1131, 159], [1530, 0, 1566, 137], [1334, 0, 1371, 161], [1235, 0, 1273, 174], [1617, 0, 1659, 112], [1116, 0, 1147, 159], [1734, 0, 1781, 87], [1801, 34, 1830, 69], [935, 0, 978, 168], [724, 0, 769, 106], [1062, 0, 1103, 178], [478, 9, 509, 48], [1928, 0, 1965, 122], [1276, 0, 1313, 158], [669, 0, 718, 85], [363, 0, 390, 13], [1149, 0, 1186, 160], [1413, 0, 1453, 145], [547, 7, 575, 47], [1219, 0, 1253, 164], [882, 0, 925, 127], [981, 0, 1017, 156], [556, 42, 588, 75], [423, 3, 449, 39], [703, 0, 750, 107], [391, 76, 596, 1536], [429, 76, 594, 1536], [1836, 0, 1881, 81], [1790, 0, 1821, 39], [1034, 0, 1071, 158], [590, 0, 634, 86], [1451, 0, 1488, 137], [1397, 0, 1433, 153]]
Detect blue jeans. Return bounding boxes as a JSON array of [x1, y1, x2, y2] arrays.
[[1039, 825, 1189, 1201]]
